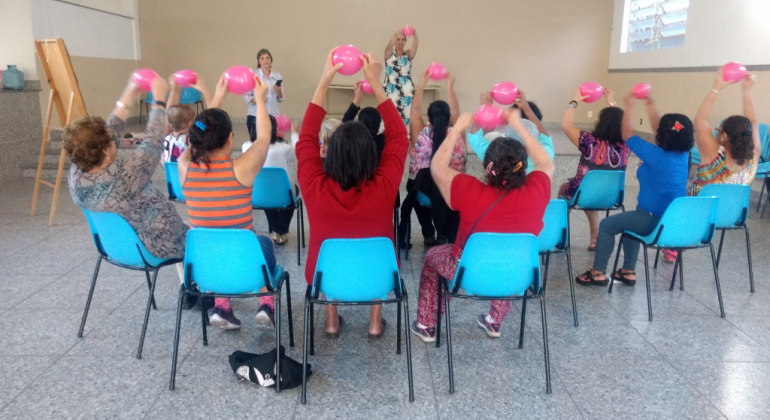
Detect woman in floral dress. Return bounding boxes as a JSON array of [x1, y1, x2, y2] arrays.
[[384, 27, 419, 126]]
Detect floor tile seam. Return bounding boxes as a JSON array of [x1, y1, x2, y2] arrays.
[[417, 343, 441, 420], [547, 362, 588, 420], [667, 361, 731, 420], [0, 219, 85, 257], [724, 317, 770, 354]]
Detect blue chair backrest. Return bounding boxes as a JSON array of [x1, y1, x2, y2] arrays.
[[653, 197, 719, 248], [698, 184, 750, 228], [538, 199, 568, 253], [164, 162, 185, 202], [179, 87, 202, 105], [313, 237, 400, 301], [416, 191, 431, 206], [452, 233, 540, 297], [759, 123, 770, 163], [183, 229, 273, 294], [82, 209, 166, 267], [142, 92, 154, 104], [252, 167, 296, 208], [572, 170, 625, 209]]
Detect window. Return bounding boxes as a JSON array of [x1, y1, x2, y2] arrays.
[[622, 0, 689, 53]]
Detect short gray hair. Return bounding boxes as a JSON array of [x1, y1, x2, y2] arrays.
[[504, 119, 540, 143]]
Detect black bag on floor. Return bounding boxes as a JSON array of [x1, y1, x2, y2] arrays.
[[228, 346, 311, 390]]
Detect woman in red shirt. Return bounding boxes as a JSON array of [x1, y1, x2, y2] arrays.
[[410, 109, 553, 342], [297, 49, 409, 337]]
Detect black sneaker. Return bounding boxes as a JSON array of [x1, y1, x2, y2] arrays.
[[197, 296, 215, 311], [409, 320, 437, 343], [182, 294, 198, 310], [255, 304, 275, 331], [424, 237, 437, 247], [209, 307, 242, 330], [435, 236, 449, 245]]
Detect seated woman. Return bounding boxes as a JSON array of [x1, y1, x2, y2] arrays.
[[297, 49, 408, 337], [576, 91, 694, 286], [406, 69, 464, 246], [178, 74, 277, 330], [242, 115, 299, 245], [410, 109, 553, 342], [561, 88, 630, 250], [319, 118, 342, 159], [467, 117, 554, 172], [342, 81, 385, 159], [64, 76, 188, 288]]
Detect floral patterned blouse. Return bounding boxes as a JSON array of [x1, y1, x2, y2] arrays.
[[563, 131, 630, 199], [68, 109, 188, 259], [688, 146, 759, 196], [409, 126, 465, 179]]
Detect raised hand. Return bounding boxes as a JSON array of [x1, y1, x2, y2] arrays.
[[572, 89, 590, 103], [361, 53, 383, 85]]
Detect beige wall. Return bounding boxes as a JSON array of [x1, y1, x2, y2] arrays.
[[137, 0, 615, 125], [0, 0, 36, 79]]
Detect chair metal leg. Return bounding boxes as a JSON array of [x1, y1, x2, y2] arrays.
[[136, 268, 159, 359], [745, 226, 755, 293], [200, 293, 208, 346], [716, 230, 726, 268], [309, 301, 315, 356], [144, 271, 158, 310], [402, 293, 415, 402], [435, 276, 443, 348], [301, 298, 310, 404], [643, 245, 653, 321], [405, 217, 410, 261], [653, 248, 661, 269], [443, 284, 455, 394], [710, 244, 726, 318], [669, 252, 679, 292], [539, 296, 552, 394], [541, 253, 550, 291], [608, 236, 624, 294], [565, 246, 578, 327], [285, 274, 295, 347], [396, 295, 402, 355], [678, 251, 684, 291], [78, 256, 102, 338], [169, 287, 185, 391], [757, 177, 767, 212], [297, 207, 301, 266], [275, 286, 282, 393], [301, 202, 306, 248], [518, 290, 527, 349], [605, 209, 610, 218]]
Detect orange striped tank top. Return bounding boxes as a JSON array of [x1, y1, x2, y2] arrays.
[[182, 157, 253, 230]]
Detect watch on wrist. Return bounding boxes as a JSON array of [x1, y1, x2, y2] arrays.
[[152, 100, 167, 108]]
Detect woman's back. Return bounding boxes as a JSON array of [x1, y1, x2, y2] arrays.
[[564, 131, 630, 199], [182, 157, 254, 230], [689, 146, 759, 196]]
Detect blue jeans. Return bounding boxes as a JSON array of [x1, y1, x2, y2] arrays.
[[257, 234, 277, 273], [593, 207, 661, 273]]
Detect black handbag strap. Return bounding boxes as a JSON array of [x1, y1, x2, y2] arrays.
[[457, 190, 509, 259]]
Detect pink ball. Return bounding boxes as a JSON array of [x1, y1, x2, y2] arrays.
[[632, 83, 651, 99], [723, 62, 747, 84], [580, 82, 604, 103], [131, 68, 158, 92], [361, 80, 374, 94], [402, 25, 414, 36], [173, 69, 197, 87], [474, 105, 504, 131], [332, 45, 363, 76], [275, 114, 291, 132], [491, 81, 519, 105], [224, 65, 255, 95], [427, 62, 447, 81]]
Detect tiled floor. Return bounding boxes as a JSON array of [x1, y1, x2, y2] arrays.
[[2, 167, 770, 419]]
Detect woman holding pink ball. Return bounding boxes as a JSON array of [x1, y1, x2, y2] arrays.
[[244, 48, 284, 141], [384, 27, 419, 125]]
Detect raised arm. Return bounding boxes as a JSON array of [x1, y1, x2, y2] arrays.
[[562, 90, 588, 147], [643, 95, 661, 133], [342, 81, 363, 123], [446, 73, 459, 126], [233, 76, 271, 186], [384, 31, 398, 61], [189, 77, 213, 109], [406, 29, 419, 60], [506, 108, 554, 179], [621, 91, 637, 141], [603, 88, 618, 107], [410, 69, 430, 145], [694, 69, 730, 162], [743, 74, 762, 158], [516, 90, 548, 136], [167, 77, 182, 109], [207, 74, 229, 110], [431, 113, 472, 208], [123, 77, 169, 191]]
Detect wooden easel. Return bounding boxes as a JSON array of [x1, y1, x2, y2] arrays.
[[30, 38, 87, 226]]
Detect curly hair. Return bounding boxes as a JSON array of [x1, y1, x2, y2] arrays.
[[593, 106, 624, 145], [483, 137, 528, 190], [656, 114, 694, 153], [61, 116, 113, 172], [720, 116, 755, 165], [188, 108, 233, 165]]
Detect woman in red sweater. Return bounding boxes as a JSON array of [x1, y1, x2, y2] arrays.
[[297, 49, 409, 337]]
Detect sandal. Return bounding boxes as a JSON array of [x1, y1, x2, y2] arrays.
[[576, 270, 608, 286], [325, 315, 344, 338], [612, 269, 637, 287], [368, 319, 387, 339]]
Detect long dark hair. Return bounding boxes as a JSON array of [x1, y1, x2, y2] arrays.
[[721, 115, 755, 165], [593, 107, 624, 145], [324, 121, 379, 192], [428, 100, 451, 157], [358, 107, 384, 160], [188, 108, 232, 165]]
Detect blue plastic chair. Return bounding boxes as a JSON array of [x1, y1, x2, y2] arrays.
[[179, 87, 203, 114], [435, 233, 551, 394], [563, 170, 626, 216], [164, 162, 185, 203], [608, 197, 724, 320], [749, 123, 770, 214], [538, 199, 578, 327], [251, 167, 305, 265], [79, 209, 183, 359], [301, 237, 414, 404], [403, 190, 432, 261], [170, 228, 294, 391]]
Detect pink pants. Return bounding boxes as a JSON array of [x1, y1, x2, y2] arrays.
[[416, 244, 512, 327]]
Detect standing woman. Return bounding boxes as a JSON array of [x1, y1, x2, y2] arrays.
[[384, 28, 419, 126], [244, 48, 284, 141]]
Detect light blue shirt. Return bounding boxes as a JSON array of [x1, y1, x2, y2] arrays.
[[243, 68, 283, 117], [467, 129, 554, 174]]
